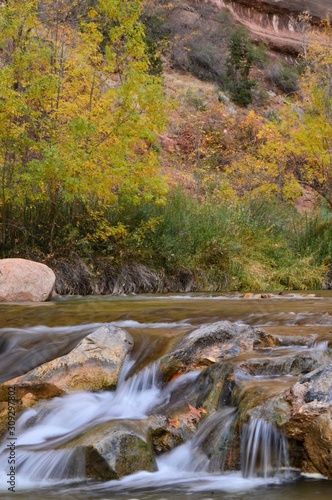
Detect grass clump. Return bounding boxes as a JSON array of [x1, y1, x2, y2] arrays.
[[118, 191, 326, 292], [6, 188, 330, 293]]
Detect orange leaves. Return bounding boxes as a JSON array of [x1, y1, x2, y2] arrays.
[[168, 404, 206, 429]]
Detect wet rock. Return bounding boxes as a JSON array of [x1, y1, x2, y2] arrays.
[[195, 361, 252, 414], [20, 392, 38, 407], [195, 408, 240, 472], [8, 325, 133, 393], [0, 382, 65, 440], [239, 350, 328, 377], [243, 360, 332, 477], [303, 410, 332, 479], [0, 258, 55, 302], [64, 420, 157, 481], [146, 415, 184, 454], [0, 382, 65, 404], [298, 362, 332, 405], [0, 327, 90, 384], [160, 321, 274, 381], [260, 333, 316, 347], [242, 293, 276, 299], [243, 391, 292, 428]]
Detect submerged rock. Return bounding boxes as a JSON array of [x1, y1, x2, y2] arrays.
[[64, 420, 157, 480], [0, 258, 55, 302], [8, 325, 133, 393], [160, 321, 274, 381]]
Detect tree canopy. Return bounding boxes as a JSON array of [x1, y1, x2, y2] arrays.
[[0, 0, 167, 254]]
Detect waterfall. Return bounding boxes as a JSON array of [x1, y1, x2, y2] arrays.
[[311, 340, 329, 351], [0, 354, 291, 490], [241, 417, 289, 478], [0, 357, 162, 486], [15, 449, 85, 482], [192, 407, 238, 472], [3, 358, 161, 451]]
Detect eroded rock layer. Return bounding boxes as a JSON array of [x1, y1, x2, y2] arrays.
[[206, 0, 332, 51]]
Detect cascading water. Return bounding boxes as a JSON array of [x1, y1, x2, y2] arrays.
[[0, 356, 162, 487], [191, 407, 238, 472], [0, 350, 293, 491], [2, 292, 332, 499], [241, 417, 289, 479]]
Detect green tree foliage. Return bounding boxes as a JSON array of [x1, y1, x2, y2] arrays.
[[226, 30, 255, 106], [0, 0, 167, 255]]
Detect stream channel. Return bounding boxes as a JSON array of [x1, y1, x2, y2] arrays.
[[1, 292, 332, 500]]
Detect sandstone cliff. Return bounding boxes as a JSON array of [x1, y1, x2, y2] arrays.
[[206, 0, 332, 52]]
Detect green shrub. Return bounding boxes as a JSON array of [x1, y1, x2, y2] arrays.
[[267, 61, 300, 94]]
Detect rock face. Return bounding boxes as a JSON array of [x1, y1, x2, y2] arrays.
[[236, 359, 332, 478], [282, 363, 332, 477], [160, 321, 274, 381], [208, 0, 332, 52], [8, 325, 134, 393], [0, 258, 55, 302], [64, 420, 157, 481]]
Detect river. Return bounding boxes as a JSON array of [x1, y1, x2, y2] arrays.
[[0, 292, 332, 499]]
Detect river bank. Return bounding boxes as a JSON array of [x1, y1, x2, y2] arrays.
[[41, 257, 330, 297]]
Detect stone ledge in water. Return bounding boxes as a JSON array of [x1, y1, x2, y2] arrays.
[[283, 363, 332, 478], [239, 350, 329, 377], [8, 325, 133, 393], [63, 420, 157, 481], [0, 258, 55, 302], [0, 382, 65, 441], [160, 321, 275, 381]]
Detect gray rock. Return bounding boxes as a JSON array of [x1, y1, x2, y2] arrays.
[[146, 415, 184, 454], [8, 325, 133, 393], [160, 321, 273, 381], [64, 420, 157, 480], [196, 360, 252, 414], [239, 350, 329, 377]]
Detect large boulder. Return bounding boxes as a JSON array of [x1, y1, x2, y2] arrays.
[[0, 258, 55, 302], [7, 325, 133, 393], [160, 321, 274, 381], [63, 420, 157, 481], [282, 363, 332, 477]]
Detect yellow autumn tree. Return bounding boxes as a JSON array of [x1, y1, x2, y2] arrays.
[[0, 0, 167, 254], [259, 21, 332, 208]]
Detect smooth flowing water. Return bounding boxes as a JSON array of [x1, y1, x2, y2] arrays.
[[1, 292, 332, 499]]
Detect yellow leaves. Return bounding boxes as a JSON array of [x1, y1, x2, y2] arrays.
[[89, 219, 128, 245], [282, 177, 302, 201], [0, 0, 168, 225]]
